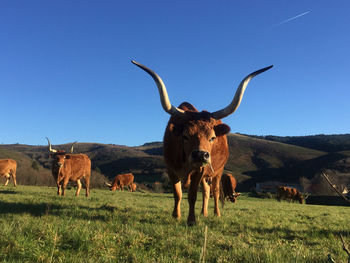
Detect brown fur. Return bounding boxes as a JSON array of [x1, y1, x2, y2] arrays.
[[108, 173, 134, 191], [0, 159, 17, 186], [277, 186, 304, 204], [50, 153, 91, 197], [163, 102, 230, 225]]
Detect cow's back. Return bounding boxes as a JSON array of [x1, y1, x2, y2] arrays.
[[69, 154, 91, 181], [117, 173, 134, 185]]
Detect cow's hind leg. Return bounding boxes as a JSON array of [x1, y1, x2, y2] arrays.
[[172, 181, 182, 220], [4, 174, 10, 186], [11, 168, 17, 187], [85, 175, 90, 197], [12, 173, 17, 187], [212, 175, 222, 217], [75, 179, 82, 196]]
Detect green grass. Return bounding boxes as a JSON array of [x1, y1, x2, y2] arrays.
[[0, 185, 349, 263]]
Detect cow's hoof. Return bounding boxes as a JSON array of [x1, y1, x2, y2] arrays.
[[187, 220, 196, 226], [172, 211, 181, 219]]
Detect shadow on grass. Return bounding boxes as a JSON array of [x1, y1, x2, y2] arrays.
[[0, 201, 63, 217], [248, 225, 350, 240], [0, 190, 18, 195], [0, 200, 164, 224]]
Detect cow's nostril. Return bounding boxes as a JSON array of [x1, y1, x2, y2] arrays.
[[191, 150, 200, 160], [191, 150, 210, 163]]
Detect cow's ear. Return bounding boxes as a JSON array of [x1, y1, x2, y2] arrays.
[[169, 123, 184, 136], [214, 124, 230, 137]]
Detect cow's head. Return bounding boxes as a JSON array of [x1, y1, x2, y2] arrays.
[[296, 191, 304, 204], [104, 181, 119, 191], [169, 111, 231, 169], [46, 137, 76, 170], [227, 192, 241, 203], [132, 61, 272, 169]]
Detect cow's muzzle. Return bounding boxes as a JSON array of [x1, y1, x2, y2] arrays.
[[190, 150, 210, 166]]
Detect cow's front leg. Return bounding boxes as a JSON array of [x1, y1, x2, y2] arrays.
[[56, 181, 62, 196], [187, 172, 202, 226], [75, 179, 82, 196], [62, 178, 69, 196], [201, 178, 210, 217], [172, 181, 182, 219]]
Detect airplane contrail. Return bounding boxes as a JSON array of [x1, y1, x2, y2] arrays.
[[271, 11, 311, 28]]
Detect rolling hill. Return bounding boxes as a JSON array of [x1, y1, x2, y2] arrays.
[[1, 134, 349, 192]]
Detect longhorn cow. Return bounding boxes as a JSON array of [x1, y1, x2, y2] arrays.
[[132, 60, 272, 225], [46, 138, 91, 197], [105, 173, 134, 191]]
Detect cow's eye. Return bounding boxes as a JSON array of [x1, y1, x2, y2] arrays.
[[209, 136, 216, 142]]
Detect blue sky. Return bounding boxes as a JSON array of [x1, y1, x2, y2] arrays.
[[1, 1, 349, 146]]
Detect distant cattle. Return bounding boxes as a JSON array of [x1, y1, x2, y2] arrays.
[[105, 173, 134, 191], [132, 60, 272, 225], [221, 173, 241, 202], [0, 159, 17, 187], [46, 138, 91, 197], [277, 186, 304, 204]]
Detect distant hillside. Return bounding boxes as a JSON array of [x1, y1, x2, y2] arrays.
[[247, 134, 350, 152], [1, 134, 350, 192], [225, 134, 325, 182]]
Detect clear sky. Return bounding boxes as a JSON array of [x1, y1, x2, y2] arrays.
[[1, 0, 349, 146]]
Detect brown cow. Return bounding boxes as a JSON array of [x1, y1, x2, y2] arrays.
[[277, 186, 304, 204], [221, 173, 241, 202], [46, 138, 91, 197], [105, 173, 134, 191], [0, 159, 17, 187], [132, 60, 272, 225]]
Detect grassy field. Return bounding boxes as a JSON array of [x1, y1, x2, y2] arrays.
[[0, 185, 349, 263]]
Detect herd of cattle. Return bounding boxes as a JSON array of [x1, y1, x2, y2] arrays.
[[1, 60, 276, 226]]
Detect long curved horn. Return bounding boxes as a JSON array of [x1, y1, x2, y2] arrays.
[[131, 60, 187, 118], [104, 181, 112, 187], [70, 141, 77, 153], [46, 137, 57, 153], [211, 65, 273, 120]]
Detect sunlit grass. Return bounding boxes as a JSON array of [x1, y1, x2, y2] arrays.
[[0, 185, 349, 262]]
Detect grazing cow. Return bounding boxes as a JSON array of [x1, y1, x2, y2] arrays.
[[277, 186, 304, 204], [221, 173, 241, 202], [132, 60, 272, 225], [46, 138, 91, 197], [131, 182, 137, 192], [0, 159, 17, 187], [105, 173, 134, 191]]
